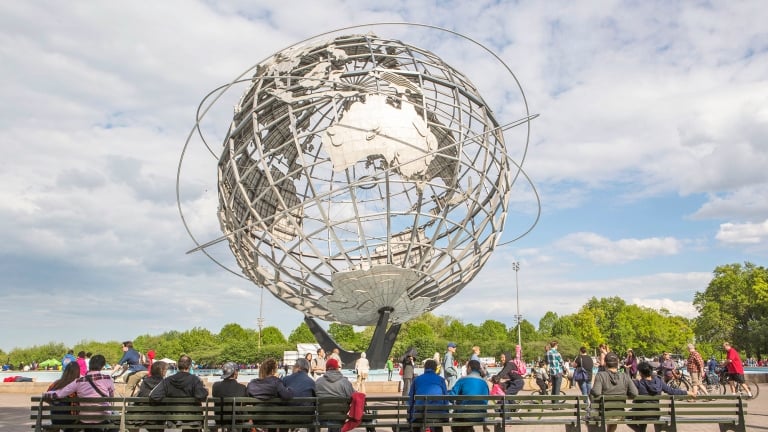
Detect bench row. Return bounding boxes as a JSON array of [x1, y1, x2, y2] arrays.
[[30, 393, 747, 432]]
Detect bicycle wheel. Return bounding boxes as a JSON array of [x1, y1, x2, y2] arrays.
[[671, 378, 690, 392], [745, 381, 760, 399]]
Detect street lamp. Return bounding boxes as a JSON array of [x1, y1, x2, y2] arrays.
[[512, 262, 522, 349], [257, 287, 265, 350]]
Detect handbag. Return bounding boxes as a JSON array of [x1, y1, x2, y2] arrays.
[[572, 366, 587, 382]]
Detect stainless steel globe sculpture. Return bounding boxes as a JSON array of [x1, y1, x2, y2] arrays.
[[220, 33, 512, 326], [179, 27, 538, 366]]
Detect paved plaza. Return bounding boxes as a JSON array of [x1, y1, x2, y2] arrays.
[[1, 385, 765, 431]]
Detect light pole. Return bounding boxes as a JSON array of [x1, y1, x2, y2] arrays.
[[512, 261, 522, 349], [257, 287, 265, 351]]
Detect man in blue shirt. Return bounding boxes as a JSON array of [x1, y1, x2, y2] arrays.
[[409, 359, 449, 432], [546, 340, 564, 402], [449, 360, 489, 432]]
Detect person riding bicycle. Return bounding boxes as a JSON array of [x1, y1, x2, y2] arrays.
[[658, 352, 678, 383], [113, 340, 147, 394]]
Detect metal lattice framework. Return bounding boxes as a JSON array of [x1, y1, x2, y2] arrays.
[[178, 26, 539, 329]]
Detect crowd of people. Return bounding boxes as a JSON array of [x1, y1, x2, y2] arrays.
[[33, 338, 758, 432]]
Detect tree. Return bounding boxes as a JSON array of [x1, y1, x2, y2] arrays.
[[694, 262, 768, 357], [538, 311, 559, 337], [328, 323, 357, 349], [260, 326, 287, 345], [288, 323, 316, 344]]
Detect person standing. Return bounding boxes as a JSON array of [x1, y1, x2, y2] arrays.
[[597, 344, 609, 371], [590, 352, 638, 432], [722, 342, 752, 397], [354, 352, 370, 393], [401, 353, 416, 396], [546, 341, 564, 402], [212, 362, 247, 397], [685, 343, 708, 396], [386, 357, 394, 381], [623, 349, 638, 379], [328, 348, 343, 368], [443, 342, 459, 390], [76, 351, 88, 377], [312, 348, 327, 378], [61, 350, 77, 370], [572, 347, 594, 402]]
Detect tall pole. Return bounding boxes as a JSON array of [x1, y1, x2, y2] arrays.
[[513, 262, 521, 350], [257, 287, 265, 351]]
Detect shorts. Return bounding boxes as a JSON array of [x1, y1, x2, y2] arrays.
[[358, 372, 368, 380], [728, 373, 745, 384], [688, 371, 703, 386]]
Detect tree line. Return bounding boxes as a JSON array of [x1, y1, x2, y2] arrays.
[[3, 262, 764, 368]]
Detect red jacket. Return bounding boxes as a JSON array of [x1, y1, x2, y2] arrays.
[[342, 392, 366, 432]]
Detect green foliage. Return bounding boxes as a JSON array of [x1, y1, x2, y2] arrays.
[[288, 323, 316, 344], [328, 324, 357, 349], [694, 262, 768, 356], [261, 326, 287, 345], [7, 264, 763, 367]]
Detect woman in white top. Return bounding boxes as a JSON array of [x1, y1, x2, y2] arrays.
[[354, 353, 371, 392]]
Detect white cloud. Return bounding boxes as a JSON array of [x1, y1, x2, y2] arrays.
[[555, 233, 682, 264], [716, 220, 768, 245], [0, 1, 765, 352]]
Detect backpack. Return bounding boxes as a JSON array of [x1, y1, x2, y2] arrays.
[[511, 358, 527, 376], [139, 352, 149, 366]]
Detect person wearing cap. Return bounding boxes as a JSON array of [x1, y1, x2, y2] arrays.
[[316, 358, 355, 432], [443, 342, 459, 390], [213, 362, 246, 397], [283, 358, 316, 400], [590, 352, 638, 432], [316, 358, 354, 398]]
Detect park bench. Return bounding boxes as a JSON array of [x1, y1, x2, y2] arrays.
[[413, 394, 586, 432], [587, 394, 748, 432], [31, 396, 208, 431], [211, 396, 316, 431]]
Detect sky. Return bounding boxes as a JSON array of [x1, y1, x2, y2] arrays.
[[1, 1, 766, 352]]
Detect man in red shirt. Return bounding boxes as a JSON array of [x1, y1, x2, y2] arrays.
[[722, 342, 752, 397]]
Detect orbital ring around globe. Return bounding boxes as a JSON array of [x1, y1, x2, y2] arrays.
[[176, 22, 541, 328]]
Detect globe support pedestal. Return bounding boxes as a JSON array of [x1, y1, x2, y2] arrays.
[[304, 307, 401, 369]]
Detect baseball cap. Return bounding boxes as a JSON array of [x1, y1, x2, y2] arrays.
[[221, 362, 238, 379], [447, 342, 457, 348], [326, 358, 340, 370], [605, 352, 620, 368]]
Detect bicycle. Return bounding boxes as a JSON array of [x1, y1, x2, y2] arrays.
[[718, 369, 759, 400], [666, 367, 692, 392]]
